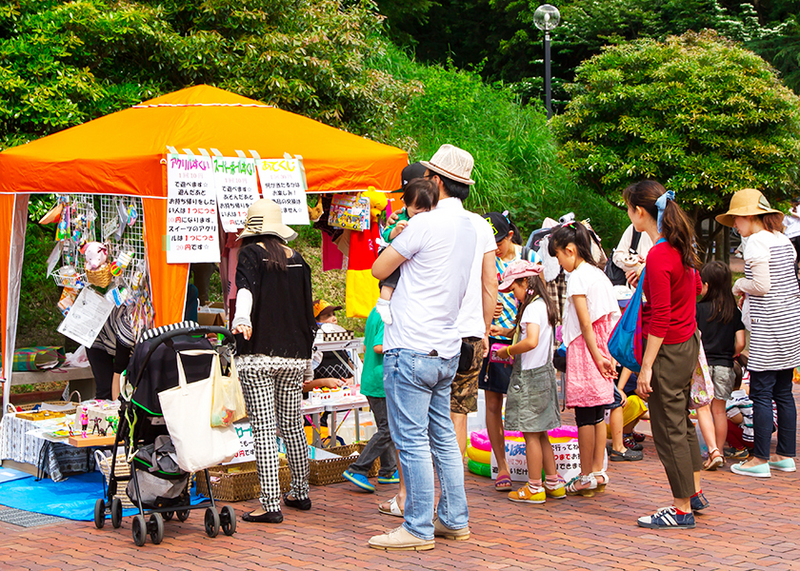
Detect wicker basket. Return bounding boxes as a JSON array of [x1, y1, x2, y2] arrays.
[[86, 263, 112, 287], [95, 450, 136, 508], [7, 400, 78, 413], [309, 442, 379, 486], [195, 460, 291, 502]]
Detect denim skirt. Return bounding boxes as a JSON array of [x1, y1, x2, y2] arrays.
[[504, 359, 561, 433]]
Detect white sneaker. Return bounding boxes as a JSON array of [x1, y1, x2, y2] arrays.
[[376, 298, 393, 325]]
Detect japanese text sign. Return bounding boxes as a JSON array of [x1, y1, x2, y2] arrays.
[[256, 158, 309, 225], [213, 157, 261, 233]]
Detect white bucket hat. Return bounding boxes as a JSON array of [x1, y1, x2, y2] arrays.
[[421, 144, 476, 185], [236, 199, 297, 242]]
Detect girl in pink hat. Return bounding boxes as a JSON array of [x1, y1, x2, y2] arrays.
[[494, 260, 564, 504]]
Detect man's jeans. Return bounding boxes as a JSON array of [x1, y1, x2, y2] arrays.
[[383, 349, 469, 540]]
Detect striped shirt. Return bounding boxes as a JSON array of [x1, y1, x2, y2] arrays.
[[726, 389, 754, 443], [743, 231, 800, 372], [493, 247, 522, 341]]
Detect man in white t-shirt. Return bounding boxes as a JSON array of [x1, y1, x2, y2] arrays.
[[369, 144, 477, 551]]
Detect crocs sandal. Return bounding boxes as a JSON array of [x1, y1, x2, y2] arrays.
[[495, 474, 513, 491], [378, 495, 404, 517]]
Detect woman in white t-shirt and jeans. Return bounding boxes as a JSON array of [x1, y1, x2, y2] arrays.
[[716, 189, 800, 477]]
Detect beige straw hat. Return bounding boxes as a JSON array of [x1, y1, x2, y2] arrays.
[[420, 144, 476, 185], [716, 188, 782, 227], [236, 199, 297, 242]]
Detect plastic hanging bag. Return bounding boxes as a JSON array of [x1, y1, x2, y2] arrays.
[[211, 356, 247, 427], [689, 338, 715, 409]]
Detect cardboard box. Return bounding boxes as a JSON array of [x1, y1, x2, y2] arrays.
[[198, 302, 226, 327]]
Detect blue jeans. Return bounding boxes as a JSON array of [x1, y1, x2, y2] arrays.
[[749, 369, 797, 460], [383, 349, 469, 540]]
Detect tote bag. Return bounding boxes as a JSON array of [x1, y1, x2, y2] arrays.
[[608, 268, 645, 373], [158, 350, 240, 472]]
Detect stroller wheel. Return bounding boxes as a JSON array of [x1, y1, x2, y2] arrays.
[[204, 507, 220, 538], [93, 499, 106, 529], [131, 514, 147, 546], [111, 498, 123, 529], [149, 513, 164, 545], [176, 509, 190, 522], [163, 511, 174, 522], [220, 505, 236, 536]]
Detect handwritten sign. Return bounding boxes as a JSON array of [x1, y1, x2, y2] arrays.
[[213, 157, 260, 233], [490, 436, 607, 483], [222, 420, 255, 465], [256, 158, 309, 225], [166, 154, 220, 264]]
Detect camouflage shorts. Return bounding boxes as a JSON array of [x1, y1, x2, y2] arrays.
[[450, 337, 484, 415]]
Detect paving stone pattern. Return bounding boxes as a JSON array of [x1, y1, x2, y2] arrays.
[[1, 399, 799, 571]]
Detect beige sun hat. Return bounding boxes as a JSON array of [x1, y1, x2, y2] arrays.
[[716, 188, 782, 227], [236, 199, 298, 242], [420, 144, 476, 185]]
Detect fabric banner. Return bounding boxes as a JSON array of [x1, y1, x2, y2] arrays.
[[345, 225, 381, 318]]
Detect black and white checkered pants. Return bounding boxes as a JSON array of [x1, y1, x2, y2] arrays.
[[235, 354, 310, 512]]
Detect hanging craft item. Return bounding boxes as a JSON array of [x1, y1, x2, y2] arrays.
[[84, 241, 112, 287], [328, 193, 370, 231]]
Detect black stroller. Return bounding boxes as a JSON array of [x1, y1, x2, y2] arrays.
[[93, 322, 237, 546]]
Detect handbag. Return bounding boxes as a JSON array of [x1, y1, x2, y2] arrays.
[[689, 338, 715, 409], [604, 230, 642, 286], [211, 355, 247, 427], [158, 350, 240, 472], [489, 342, 513, 365], [608, 267, 645, 372]]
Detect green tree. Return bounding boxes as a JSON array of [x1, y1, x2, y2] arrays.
[[0, 0, 415, 149], [552, 30, 800, 259]]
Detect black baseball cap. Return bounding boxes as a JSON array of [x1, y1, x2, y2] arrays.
[[483, 212, 512, 243], [395, 162, 428, 191]]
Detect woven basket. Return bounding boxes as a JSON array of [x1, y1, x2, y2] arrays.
[[95, 450, 135, 508], [7, 400, 78, 413], [86, 263, 112, 287], [195, 460, 290, 502], [309, 442, 379, 486]]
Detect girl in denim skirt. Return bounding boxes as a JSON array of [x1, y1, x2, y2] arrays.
[[494, 260, 565, 503]]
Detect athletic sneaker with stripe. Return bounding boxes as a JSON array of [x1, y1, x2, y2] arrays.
[[637, 506, 695, 529]]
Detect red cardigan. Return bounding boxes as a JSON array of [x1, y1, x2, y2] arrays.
[[642, 241, 701, 344]]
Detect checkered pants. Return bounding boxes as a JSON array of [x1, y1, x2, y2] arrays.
[[235, 354, 310, 512]]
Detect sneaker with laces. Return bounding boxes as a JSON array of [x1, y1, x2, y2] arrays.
[[637, 506, 696, 529], [432, 517, 470, 540], [725, 447, 750, 460], [544, 480, 566, 499], [623, 435, 644, 451], [631, 431, 646, 442], [690, 492, 709, 512], [508, 484, 546, 504]]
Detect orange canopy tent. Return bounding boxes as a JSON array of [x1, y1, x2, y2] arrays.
[[0, 85, 407, 409]]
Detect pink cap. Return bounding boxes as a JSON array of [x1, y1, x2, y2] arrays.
[[498, 260, 543, 293]]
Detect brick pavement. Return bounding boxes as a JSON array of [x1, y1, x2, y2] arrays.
[[2, 405, 800, 571]]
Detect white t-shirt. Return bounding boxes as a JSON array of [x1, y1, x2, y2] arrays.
[[444, 199, 497, 339], [562, 261, 620, 347], [385, 204, 478, 358], [518, 298, 553, 370]]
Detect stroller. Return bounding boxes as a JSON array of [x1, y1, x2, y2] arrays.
[[93, 322, 237, 546]]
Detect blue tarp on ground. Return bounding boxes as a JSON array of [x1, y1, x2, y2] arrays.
[[0, 471, 205, 521], [0, 466, 32, 484]]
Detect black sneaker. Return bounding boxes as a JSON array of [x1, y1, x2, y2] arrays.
[[690, 492, 709, 512], [638, 507, 695, 529], [623, 435, 644, 451]]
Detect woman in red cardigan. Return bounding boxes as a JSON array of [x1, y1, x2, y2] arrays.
[[624, 180, 704, 530]]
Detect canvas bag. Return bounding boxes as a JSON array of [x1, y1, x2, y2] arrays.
[[211, 355, 247, 428], [158, 350, 240, 472], [608, 267, 645, 372]]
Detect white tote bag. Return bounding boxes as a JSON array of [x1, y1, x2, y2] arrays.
[[158, 350, 240, 472]]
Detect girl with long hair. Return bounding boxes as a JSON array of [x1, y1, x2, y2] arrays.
[[624, 180, 704, 530]]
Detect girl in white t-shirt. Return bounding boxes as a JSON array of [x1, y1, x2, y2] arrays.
[[548, 222, 620, 497], [494, 260, 564, 504]]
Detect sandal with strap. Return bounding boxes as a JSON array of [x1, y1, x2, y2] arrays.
[[703, 448, 724, 471], [565, 474, 597, 497], [591, 470, 609, 493]]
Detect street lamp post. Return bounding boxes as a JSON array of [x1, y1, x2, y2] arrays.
[[533, 4, 560, 120]]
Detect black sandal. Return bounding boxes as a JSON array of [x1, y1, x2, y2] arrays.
[[283, 492, 311, 511], [242, 510, 283, 523]]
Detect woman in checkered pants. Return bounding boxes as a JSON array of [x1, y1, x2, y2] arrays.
[[231, 199, 318, 524]]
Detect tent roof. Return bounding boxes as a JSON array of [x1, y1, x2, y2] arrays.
[[0, 85, 406, 196]]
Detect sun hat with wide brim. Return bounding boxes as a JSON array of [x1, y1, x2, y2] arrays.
[[716, 188, 782, 227], [498, 260, 543, 293], [420, 144, 476, 186], [236, 198, 297, 242]]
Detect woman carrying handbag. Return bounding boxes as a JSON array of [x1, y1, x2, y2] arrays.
[[231, 199, 317, 524]]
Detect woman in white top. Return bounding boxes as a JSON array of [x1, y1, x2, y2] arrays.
[[717, 189, 800, 477]]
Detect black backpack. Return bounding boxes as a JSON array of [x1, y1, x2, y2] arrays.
[[604, 230, 642, 286]]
